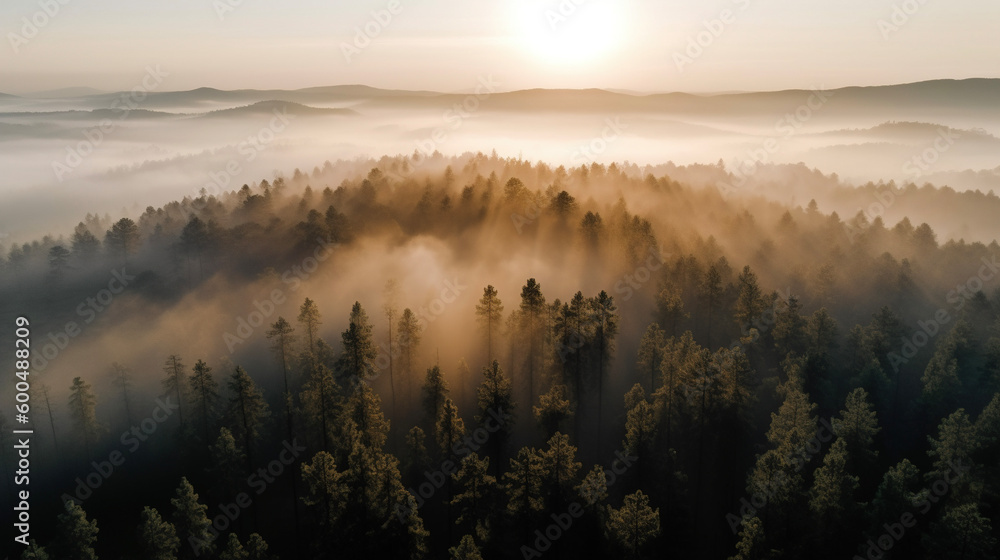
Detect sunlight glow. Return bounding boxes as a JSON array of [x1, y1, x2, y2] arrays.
[[513, 0, 624, 66]]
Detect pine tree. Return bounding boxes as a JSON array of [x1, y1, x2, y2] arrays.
[[767, 370, 818, 453], [504, 446, 544, 517], [623, 385, 657, 463], [476, 359, 515, 475], [655, 284, 687, 338], [772, 295, 808, 360], [245, 533, 272, 560], [735, 265, 766, 330], [518, 278, 548, 405], [209, 427, 246, 496], [171, 477, 214, 560], [606, 490, 661, 559], [422, 365, 449, 442], [833, 388, 880, 470], [539, 432, 581, 510], [637, 323, 667, 393], [36, 383, 59, 453], [337, 302, 379, 383], [577, 464, 610, 507], [806, 308, 839, 406], [108, 361, 135, 427], [436, 397, 466, 457], [299, 362, 341, 452], [476, 285, 504, 364], [301, 450, 347, 528], [71, 222, 100, 259], [728, 514, 766, 560], [188, 359, 220, 442], [975, 393, 1000, 485], [19, 540, 50, 560], [559, 292, 591, 405], [338, 425, 429, 558], [162, 355, 186, 430], [921, 320, 975, 419], [747, 368, 817, 535], [105, 216, 140, 260], [851, 358, 892, 415], [137, 506, 180, 560], [869, 460, 921, 533], [298, 297, 323, 355], [700, 264, 725, 348], [226, 366, 270, 470], [219, 533, 248, 560], [716, 345, 755, 420], [984, 337, 1000, 393], [449, 534, 483, 560], [450, 453, 497, 539], [67, 376, 102, 456], [403, 425, 430, 484], [687, 346, 724, 518], [383, 282, 399, 422], [344, 381, 389, 451], [398, 308, 423, 400], [179, 216, 210, 279], [57, 500, 99, 560], [533, 383, 572, 439], [506, 446, 546, 553], [809, 438, 859, 524], [922, 503, 997, 560], [653, 331, 703, 449], [265, 316, 296, 409], [926, 409, 976, 502], [590, 290, 619, 452]]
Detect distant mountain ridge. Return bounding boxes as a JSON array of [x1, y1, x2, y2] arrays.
[[2, 78, 997, 115], [198, 100, 356, 118]]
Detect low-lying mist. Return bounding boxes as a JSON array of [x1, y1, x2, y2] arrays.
[[2, 79, 1000, 245]]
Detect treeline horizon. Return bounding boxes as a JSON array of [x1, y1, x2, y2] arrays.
[[1, 151, 999, 559]]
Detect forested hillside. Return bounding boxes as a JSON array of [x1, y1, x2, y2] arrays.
[[2, 152, 998, 560]]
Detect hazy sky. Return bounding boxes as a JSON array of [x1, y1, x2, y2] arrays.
[[2, 0, 998, 94]]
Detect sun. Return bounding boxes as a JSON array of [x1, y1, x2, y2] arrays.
[[513, 1, 624, 66]]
